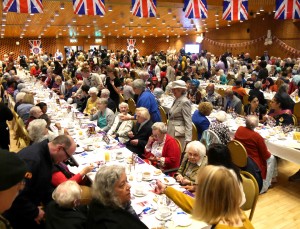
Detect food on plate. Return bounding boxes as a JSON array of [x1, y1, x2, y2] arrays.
[[164, 178, 169, 183], [154, 169, 162, 175]]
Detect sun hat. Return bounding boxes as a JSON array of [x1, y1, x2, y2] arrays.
[[171, 80, 187, 89]]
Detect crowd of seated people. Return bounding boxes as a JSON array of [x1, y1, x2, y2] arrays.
[[1, 48, 300, 229]]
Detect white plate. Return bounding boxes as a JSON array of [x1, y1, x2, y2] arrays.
[[142, 177, 153, 181], [175, 214, 192, 227], [161, 177, 176, 185], [153, 170, 162, 176], [75, 147, 84, 153], [277, 137, 286, 140], [155, 211, 172, 221], [133, 192, 147, 197]]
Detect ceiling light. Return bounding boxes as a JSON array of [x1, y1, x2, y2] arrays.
[[26, 17, 31, 22], [55, 11, 59, 16], [112, 19, 116, 23], [93, 20, 96, 24], [130, 19, 133, 23], [146, 19, 150, 24], [260, 7, 264, 12], [60, 3, 64, 9], [138, 24, 141, 28], [156, 14, 160, 19], [172, 16, 176, 20], [215, 12, 219, 16], [122, 24, 126, 28], [162, 20, 165, 24], [50, 17, 54, 23], [256, 11, 260, 15], [72, 18, 76, 22], [104, 24, 108, 28], [108, 6, 112, 11], [168, 9, 172, 14]]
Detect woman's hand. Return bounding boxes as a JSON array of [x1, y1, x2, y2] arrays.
[[147, 135, 155, 145], [180, 178, 191, 186], [154, 180, 167, 194], [90, 107, 97, 115], [130, 139, 138, 145], [128, 131, 134, 138], [175, 174, 183, 183], [183, 185, 196, 192], [80, 164, 94, 176]]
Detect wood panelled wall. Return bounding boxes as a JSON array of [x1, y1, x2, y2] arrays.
[[0, 14, 299, 61]]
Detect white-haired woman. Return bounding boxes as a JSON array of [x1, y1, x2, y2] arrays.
[[83, 87, 100, 115], [28, 119, 53, 143], [87, 165, 147, 229], [90, 98, 115, 132], [174, 141, 207, 191], [143, 122, 181, 173], [107, 103, 133, 143], [209, 111, 231, 145], [46, 181, 87, 229]]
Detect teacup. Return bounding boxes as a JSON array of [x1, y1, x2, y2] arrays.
[[135, 184, 144, 195], [158, 206, 170, 218], [143, 172, 151, 180]]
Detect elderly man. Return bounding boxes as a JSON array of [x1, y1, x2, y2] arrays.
[[4, 135, 77, 229], [245, 71, 258, 89], [61, 80, 78, 101], [131, 79, 161, 123], [249, 81, 266, 106], [203, 84, 222, 107], [126, 107, 153, 156], [26, 106, 43, 128], [234, 115, 277, 193], [101, 88, 117, 112], [0, 149, 28, 228], [74, 66, 103, 97], [223, 88, 242, 114]]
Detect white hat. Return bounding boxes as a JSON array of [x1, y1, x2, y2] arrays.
[[215, 111, 227, 123], [171, 80, 187, 89]]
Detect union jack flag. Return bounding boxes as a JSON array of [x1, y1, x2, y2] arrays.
[[3, 0, 43, 13], [73, 0, 106, 16], [274, 0, 300, 19], [29, 40, 42, 54], [222, 0, 248, 21], [184, 0, 208, 19], [131, 0, 157, 18]]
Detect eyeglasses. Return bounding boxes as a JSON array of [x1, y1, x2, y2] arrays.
[[61, 146, 72, 160]]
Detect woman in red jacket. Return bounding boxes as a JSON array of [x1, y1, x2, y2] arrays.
[[143, 122, 181, 173]]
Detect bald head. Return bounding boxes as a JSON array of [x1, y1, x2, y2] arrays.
[[225, 88, 233, 98], [206, 84, 215, 95], [245, 115, 259, 130]]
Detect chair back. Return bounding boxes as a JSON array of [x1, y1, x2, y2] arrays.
[[200, 129, 221, 149], [15, 118, 31, 149], [227, 140, 248, 168], [159, 106, 168, 124], [192, 123, 198, 141], [127, 98, 136, 115], [242, 94, 249, 106], [240, 171, 259, 221], [292, 114, 298, 126], [293, 102, 300, 124], [174, 137, 183, 154], [217, 88, 225, 97], [119, 93, 125, 104]]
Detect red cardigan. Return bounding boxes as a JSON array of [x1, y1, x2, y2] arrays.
[[143, 134, 181, 171], [51, 163, 85, 187], [234, 126, 271, 179]]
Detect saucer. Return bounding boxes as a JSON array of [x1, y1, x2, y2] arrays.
[[133, 192, 147, 197], [161, 177, 176, 185], [142, 177, 153, 181], [155, 211, 172, 221]]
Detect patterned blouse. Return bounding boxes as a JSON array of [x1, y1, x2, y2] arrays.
[[209, 121, 231, 145]]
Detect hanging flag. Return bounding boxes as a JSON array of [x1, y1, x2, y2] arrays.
[[3, 0, 43, 13], [274, 0, 300, 19], [222, 0, 248, 21], [131, 0, 157, 18], [29, 40, 42, 54], [183, 0, 208, 19], [127, 39, 136, 51], [73, 0, 106, 16]]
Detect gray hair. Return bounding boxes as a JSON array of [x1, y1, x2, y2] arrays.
[[101, 88, 110, 97], [118, 102, 128, 109], [132, 79, 145, 91], [215, 111, 227, 123], [92, 165, 125, 208], [65, 80, 74, 86], [29, 106, 42, 118], [88, 87, 99, 95], [16, 92, 26, 103], [245, 115, 259, 130], [27, 119, 47, 143], [52, 181, 81, 208], [254, 81, 262, 89], [186, 141, 206, 157], [97, 98, 108, 105], [17, 83, 26, 91], [152, 122, 167, 134]]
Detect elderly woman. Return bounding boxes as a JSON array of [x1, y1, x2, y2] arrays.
[[126, 107, 153, 156], [167, 80, 192, 149], [174, 141, 207, 190], [123, 78, 134, 102], [25, 106, 43, 128], [83, 87, 100, 115], [14, 91, 26, 112], [107, 103, 133, 143], [28, 119, 53, 143], [87, 165, 148, 228], [143, 122, 181, 172], [209, 111, 231, 145], [267, 93, 294, 126], [17, 93, 34, 123], [46, 181, 87, 229], [90, 98, 115, 132], [51, 75, 66, 96], [154, 166, 253, 228], [192, 102, 213, 140]]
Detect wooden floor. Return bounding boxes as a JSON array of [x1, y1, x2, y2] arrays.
[[8, 122, 300, 229]]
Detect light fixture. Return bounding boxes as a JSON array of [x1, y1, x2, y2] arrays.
[[142, 40, 145, 43], [93, 20, 96, 24], [26, 17, 31, 22], [60, 3, 65, 9], [104, 24, 108, 28], [166, 39, 169, 42], [70, 38, 78, 43], [162, 20, 166, 24], [146, 19, 150, 24], [58, 32, 62, 35], [86, 24, 90, 27], [122, 24, 126, 28], [38, 35, 41, 38], [130, 19, 133, 23], [95, 38, 102, 43], [108, 6, 112, 11], [55, 11, 59, 16], [138, 24, 141, 28], [112, 19, 116, 23], [103, 35, 105, 38], [215, 12, 219, 16], [260, 6, 264, 12], [256, 11, 260, 15], [168, 9, 172, 14], [156, 14, 160, 19], [196, 34, 203, 43], [108, 32, 111, 35], [177, 20, 180, 24], [190, 19, 194, 25], [88, 35, 91, 38], [72, 18, 76, 22], [50, 17, 54, 23], [172, 15, 176, 20]]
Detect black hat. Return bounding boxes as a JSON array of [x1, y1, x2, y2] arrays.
[[0, 149, 28, 191]]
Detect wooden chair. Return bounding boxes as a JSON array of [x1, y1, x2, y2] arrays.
[[242, 94, 249, 106], [192, 123, 198, 141], [127, 98, 136, 115], [15, 118, 31, 149], [200, 129, 221, 149], [174, 137, 183, 154], [292, 114, 298, 126], [294, 103, 300, 124], [227, 140, 248, 168], [158, 105, 168, 124], [240, 171, 259, 221]]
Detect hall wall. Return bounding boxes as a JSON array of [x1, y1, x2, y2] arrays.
[[0, 14, 298, 61]]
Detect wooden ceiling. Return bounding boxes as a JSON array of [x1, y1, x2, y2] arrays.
[[0, 0, 279, 38]]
